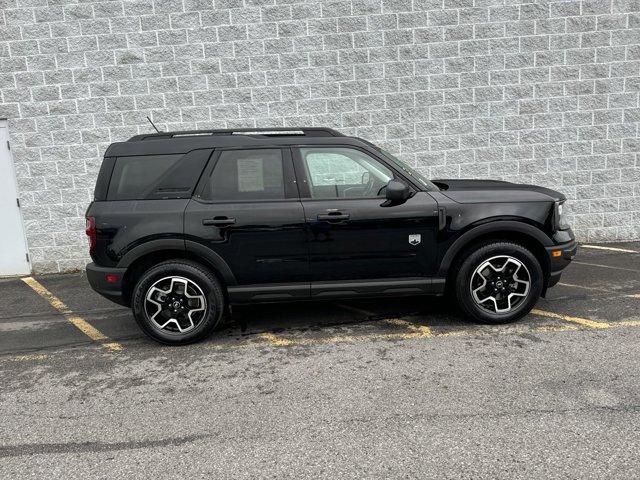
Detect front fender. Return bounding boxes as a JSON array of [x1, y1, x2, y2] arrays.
[[438, 220, 553, 277]]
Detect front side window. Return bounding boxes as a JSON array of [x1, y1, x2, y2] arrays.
[[203, 149, 285, 201], [299, 147, 393, 199]]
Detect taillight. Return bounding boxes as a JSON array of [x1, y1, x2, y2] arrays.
[[85, 216, 96, 251]]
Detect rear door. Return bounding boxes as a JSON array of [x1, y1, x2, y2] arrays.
[[185, 147, 308, 291], [293, 146, 439, 283]]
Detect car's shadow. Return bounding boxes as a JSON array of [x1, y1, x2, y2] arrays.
[[221, 295, 465, 337]]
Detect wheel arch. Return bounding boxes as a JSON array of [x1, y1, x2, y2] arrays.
[[440, 221, 552, 290], [119, 246, 236, 307]]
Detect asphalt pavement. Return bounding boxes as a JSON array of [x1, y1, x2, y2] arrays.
[[1, 242, 639, 479]]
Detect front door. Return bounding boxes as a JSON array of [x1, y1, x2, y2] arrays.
[[293, 146, 438, 282], [0, 121, 30, 275], [185, 147, 308, 289]]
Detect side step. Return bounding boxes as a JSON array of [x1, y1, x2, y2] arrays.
[[228, 278, 446, 303]]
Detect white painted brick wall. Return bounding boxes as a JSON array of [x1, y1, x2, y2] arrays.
[[1, 0, 639, 273]]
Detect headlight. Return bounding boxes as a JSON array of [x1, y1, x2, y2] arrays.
[[555, 201, 570, 231]]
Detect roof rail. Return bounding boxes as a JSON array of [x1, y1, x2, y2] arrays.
[[127, 127, 345, 142]]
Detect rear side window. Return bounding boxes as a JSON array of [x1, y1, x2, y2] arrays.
[[107, 150, 211, 200], [202, 149, 285, 201]]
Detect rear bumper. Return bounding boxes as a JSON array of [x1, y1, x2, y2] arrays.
[[546, 238, 578, 288], [86, 262, 128, 306]]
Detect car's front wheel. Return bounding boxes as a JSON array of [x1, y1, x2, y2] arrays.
[[455, 241, 543, 324], [131, 260, 225, 345]]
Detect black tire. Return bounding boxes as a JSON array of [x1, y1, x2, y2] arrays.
[[131, 260, 225, 345], [454, 241, 543, 324]]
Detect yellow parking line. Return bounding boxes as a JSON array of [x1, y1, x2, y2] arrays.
[[616, 320, 640, 327], [384, 318, 433, 337], [1, 353, 49, 363], [337, 304, 433, 335], [531, 308, 611, 329], [213, 322, 581, 350], [291, 332, 416, 346], [581, 244, 638, 253], [258, 326, 431, 346], [21, 277, 123, 352], [316, 329, 438, 343], [531, 324, 578, 333], [197, 316, 640, 352], [254, 305, 627, 349], [265, 329, 437, 347], [259, 331, 294, 347]]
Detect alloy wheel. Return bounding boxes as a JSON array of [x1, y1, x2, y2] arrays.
[[470, 255, 531, 314], [144, 276, 207, 333]]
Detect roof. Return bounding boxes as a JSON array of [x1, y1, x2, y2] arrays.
[[104, 127, 366, 157], [127, 127, 344, 142]]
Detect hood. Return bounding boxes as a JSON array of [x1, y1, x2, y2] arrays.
[[433, 179, 565, 204]]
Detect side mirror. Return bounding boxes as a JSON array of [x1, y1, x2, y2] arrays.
[[385, 180, 411, 203]]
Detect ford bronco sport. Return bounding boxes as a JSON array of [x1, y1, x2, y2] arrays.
[[86, 127, 577, 345]]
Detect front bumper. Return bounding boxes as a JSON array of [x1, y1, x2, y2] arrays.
[[545, 237, 578, 288], [86, 262, 128, 306]]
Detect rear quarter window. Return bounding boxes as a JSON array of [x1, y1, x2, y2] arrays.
[[94, 156, 115, 201], [106, 150, 212, 201]]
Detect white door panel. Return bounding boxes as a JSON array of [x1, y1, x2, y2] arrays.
[[0, 121, 31, 276]]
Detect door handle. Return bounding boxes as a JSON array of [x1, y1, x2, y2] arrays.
[[202, 217, 236, 226], [317, 212, 350, 222]]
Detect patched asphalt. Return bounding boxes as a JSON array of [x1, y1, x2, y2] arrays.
[[1, 242, 639, 478]]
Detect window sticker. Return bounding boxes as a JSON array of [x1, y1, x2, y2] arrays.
[[237, 158, 264, 192]]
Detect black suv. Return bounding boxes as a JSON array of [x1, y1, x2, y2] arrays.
[[86, 127, 576, 344]]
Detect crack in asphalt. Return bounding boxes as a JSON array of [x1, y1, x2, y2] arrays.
[[0, 433, 212, 458]]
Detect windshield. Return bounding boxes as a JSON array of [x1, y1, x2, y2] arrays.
[[377, 148, 439, 191]]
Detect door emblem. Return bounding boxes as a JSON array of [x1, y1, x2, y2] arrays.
[[408, 234, 421, 246]]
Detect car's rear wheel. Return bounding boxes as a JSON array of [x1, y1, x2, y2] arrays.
[[131, 260, 225, 345], [455, 242, 543, 324]]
